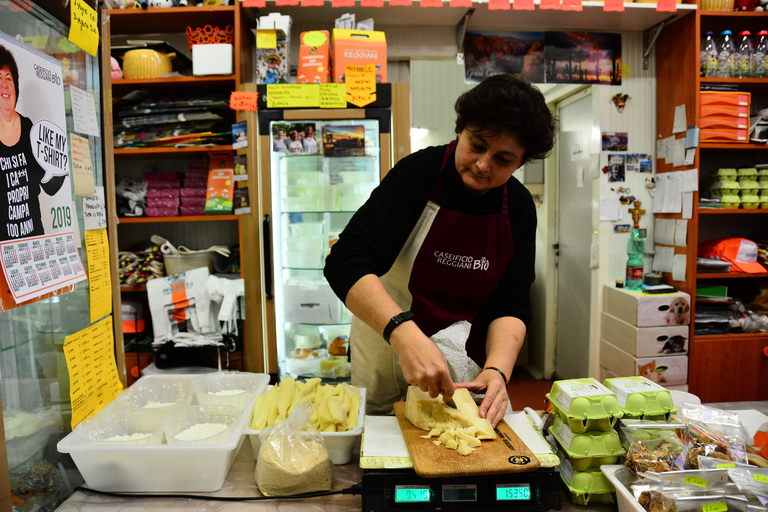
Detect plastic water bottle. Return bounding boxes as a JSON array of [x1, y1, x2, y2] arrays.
[[717, 30, 736, 78], [625, 227, 645, 291], [753, 30, 768, 78], [701, 31, 718, 77], [735, 30, 753, 78]]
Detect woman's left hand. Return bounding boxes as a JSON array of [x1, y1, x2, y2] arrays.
[[455, 370, 508, 428]]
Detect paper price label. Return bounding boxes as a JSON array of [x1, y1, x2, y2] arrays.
[[715, 463, 736, 468], [755, 474, 768, 483], [684, 475, 707, 488], [702, 502, 727, 512]]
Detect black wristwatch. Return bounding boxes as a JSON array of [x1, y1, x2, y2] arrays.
[[382, 311, 415, 343]]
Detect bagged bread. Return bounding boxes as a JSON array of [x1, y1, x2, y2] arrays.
[[256, 401, 332, 496]]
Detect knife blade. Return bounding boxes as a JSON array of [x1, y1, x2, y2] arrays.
[[444, 398, 457, 409]]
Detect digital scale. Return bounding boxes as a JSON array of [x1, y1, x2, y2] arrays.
[[361, 467, 561, 512]]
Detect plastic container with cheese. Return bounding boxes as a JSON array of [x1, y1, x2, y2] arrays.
[[546, 378, 623, 433], [602, 376, 678, 421]]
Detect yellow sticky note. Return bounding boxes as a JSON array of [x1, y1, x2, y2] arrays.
[[68, 0, 99, 57], [345, 64, 376, 108], [256, 29, 277, 49], [320, 83, 347, 108], [85, 228, 112, 323], [622, 63, 630, 80], [70, 133, 95, 198], [266, 84, 320, 108], [64, 316, 124, 429]]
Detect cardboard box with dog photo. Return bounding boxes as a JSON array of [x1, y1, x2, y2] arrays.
[[603, 285, 691, 328]]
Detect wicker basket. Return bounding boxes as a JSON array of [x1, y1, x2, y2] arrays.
[[701, 0, 734, 10]]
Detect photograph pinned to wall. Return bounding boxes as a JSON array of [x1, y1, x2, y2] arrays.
[[232, 120, 247, 150], [321, 125, 366, 157], [627, 153, 653, 173], [272, 122, 320, 155], [607, 154, 626, 183], [614, 224, 631, 233], [544, 32, 622, 85], [602, 132, 627, 151], [297, 123, 320, 154], [463, 30, 545, 84]]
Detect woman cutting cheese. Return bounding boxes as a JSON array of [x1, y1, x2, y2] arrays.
[[324, 74, 556, 427]]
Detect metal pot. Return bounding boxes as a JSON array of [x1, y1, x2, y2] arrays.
[[121, 49, 175, 79]]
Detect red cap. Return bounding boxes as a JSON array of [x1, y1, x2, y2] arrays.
[[739, 30, 752, 37], [759, 30, 768, 36], [698, 238, 766, 274]]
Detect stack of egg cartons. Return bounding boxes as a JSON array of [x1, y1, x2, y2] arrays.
[[546, 378, 624, 506], [738, 167, 760, 210], [759, 168, 768, 209], [709, 168, 740, 209]]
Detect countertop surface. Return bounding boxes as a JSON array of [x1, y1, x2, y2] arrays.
[[55, 401, 768, 512]]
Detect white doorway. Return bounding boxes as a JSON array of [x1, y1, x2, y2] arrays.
[[554, 89, 594, 380]]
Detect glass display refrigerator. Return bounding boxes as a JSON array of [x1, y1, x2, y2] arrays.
[[255, 84, 409, 381]]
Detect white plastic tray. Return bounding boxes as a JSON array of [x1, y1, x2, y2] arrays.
[[243, 386, 365, 465], [601, 464, 644, 512], [57, 373, 269, 492]]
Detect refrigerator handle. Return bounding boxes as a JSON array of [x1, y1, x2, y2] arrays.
[[262, 214, 274, 300]]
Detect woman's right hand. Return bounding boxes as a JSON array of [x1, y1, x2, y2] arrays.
[[390, 322, 456, 402]]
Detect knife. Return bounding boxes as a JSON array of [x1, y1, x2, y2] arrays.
[[444, 398, 458, 409]]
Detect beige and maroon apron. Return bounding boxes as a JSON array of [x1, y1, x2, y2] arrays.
[[350, 141, 516, 414]]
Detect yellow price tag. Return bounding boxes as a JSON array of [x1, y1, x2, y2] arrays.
[[702, 502, 728, 512], [684, 475, 708, 488], [256, 29, 277, 49], [345, 64, 376, 108], [755, 474, 768, 483], [68, 0, 99, 57], [320, 83, 347, 108], [715, 463, 736, 468], [266, 84, 320, 108]]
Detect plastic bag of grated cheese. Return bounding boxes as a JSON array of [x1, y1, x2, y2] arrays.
[[256, 401, 332, 496]]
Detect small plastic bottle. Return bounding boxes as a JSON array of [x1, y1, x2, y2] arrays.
[[716, 30, 736, 78], [735, 30, 753, 78], [700, 31, 718, 77], [753, 30, 768, 78], [625, 202, 645, 291]]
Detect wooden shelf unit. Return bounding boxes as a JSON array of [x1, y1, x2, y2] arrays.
[[106, 4, 258, 372], [657, 10, 768, 402]]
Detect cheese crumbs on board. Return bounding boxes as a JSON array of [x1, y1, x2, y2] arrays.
[[406, 386, 496, 456]]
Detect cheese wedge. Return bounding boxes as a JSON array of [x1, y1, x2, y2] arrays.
[[405, 386, 496, 440]]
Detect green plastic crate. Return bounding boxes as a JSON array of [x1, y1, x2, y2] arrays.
[[557, 458, 616, 506]]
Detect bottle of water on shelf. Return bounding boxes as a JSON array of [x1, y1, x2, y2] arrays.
[[735, 30, 753, 78], [625, 201, 645, 291], [701, 31, 718, 77], [753, 30, 768, 78], [717, 30, 736, 78]]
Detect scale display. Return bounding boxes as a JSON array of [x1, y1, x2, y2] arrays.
[[395, 485, 431, 503], [442, 484, 477, 502], [496, 483, 531, 501]]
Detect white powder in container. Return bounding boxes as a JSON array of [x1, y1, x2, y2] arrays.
[[103, 432, 152, 442], [175, 422, 229, 441], [209, 389, 245, 396]]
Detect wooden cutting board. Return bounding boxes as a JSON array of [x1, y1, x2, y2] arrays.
[[393, 401, 540, 478]]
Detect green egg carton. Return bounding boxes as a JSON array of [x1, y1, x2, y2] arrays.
[[550, 416, 624, 459], [602, 376, 678, 421], [739, 180, 760, 195], [557, 457, 616, 506], [737, 167, 758, 178], [555, 448, 619, 472], [715, 168, 738, 181], [546, 378, 623, 433]]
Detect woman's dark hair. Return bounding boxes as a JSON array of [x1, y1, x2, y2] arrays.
[[455, 74, 557, 165], [0, 45, 19, 104]]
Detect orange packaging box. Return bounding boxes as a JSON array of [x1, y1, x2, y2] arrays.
[[205, 153, 234, 214], [332, 29, 387, 83], [298, 30, 330, 84]]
